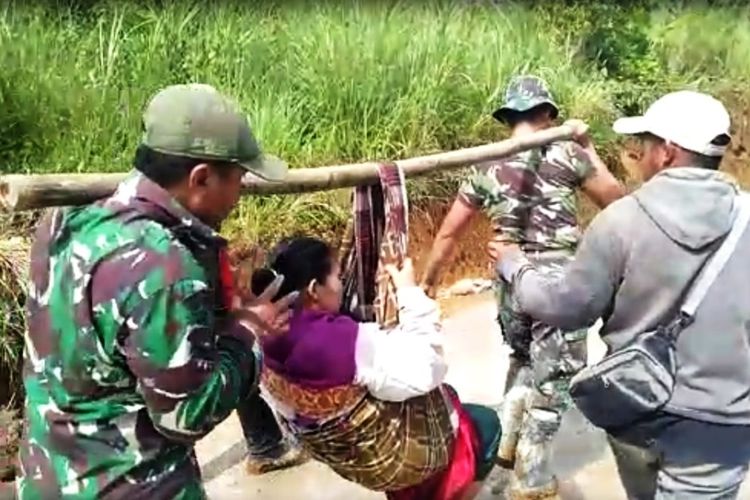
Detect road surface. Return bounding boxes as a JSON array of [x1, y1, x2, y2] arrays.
[[195, 292, 750, 499]]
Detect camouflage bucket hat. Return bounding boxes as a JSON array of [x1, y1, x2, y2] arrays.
[[492, 75, 559, 124], [142, 83, 287, 181]]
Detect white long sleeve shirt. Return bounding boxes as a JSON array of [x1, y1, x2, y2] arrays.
[[261, 286, 449, 422], [353, 286, 448, 401]]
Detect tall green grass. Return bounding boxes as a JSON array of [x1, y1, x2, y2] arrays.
[[0, 0, 749, 243], [1, 0, 750, 406]]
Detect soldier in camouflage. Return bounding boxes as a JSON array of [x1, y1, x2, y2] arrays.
[[421, 75, 625, 498], [16, 84, 304, 499]]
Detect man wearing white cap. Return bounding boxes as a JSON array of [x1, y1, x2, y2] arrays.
[[489, 90, 750, 498]]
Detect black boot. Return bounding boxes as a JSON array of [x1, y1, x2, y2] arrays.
[[237, 391, 309, 475]]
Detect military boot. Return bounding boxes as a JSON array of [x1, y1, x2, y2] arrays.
[[245, 441, 309, 475], [495, 361, 533, 469], [507, 407, 561, 499]]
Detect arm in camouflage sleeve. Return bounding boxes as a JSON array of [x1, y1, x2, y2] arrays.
[[93, 245, 257, 443], [122, 280, 257, 443], [498, 205, 626, 330], [563, 119, 626, 208]]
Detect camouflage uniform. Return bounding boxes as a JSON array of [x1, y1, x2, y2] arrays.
[[16, 85, 289, 499], [459, 76, 593, 497]]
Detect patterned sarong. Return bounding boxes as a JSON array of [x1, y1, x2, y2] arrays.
[[294, 163, 452, 491], [340, 162, 408, 329], [297, 389, 454, 492], [271, 164, 478, 497]]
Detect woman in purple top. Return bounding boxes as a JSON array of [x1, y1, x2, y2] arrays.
[[251, 237, 501, 500]]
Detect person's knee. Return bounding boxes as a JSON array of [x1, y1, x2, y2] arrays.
[[464, 404, 502, 480]]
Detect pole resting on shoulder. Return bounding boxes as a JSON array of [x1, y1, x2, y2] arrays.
[[0, 124, 578, 212]]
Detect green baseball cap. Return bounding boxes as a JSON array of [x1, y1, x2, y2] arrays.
[[142, 83, 287, 181], [492, 75, 559, 124]]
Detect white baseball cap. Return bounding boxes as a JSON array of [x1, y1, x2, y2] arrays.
[[613, 90, 731, 157]]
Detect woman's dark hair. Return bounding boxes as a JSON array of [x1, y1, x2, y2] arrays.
[[251, 237, 335, 301], [133, 144, 237, 188]]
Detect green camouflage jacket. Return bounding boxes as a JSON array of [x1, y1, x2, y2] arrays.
[[459, 141, 594, 253], [17, 172, 256, 499]]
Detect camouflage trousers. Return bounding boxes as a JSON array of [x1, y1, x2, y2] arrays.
[[494, 252, 588, 498]]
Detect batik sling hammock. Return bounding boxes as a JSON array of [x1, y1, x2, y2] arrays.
[[339, 162, 408, 327], [291, 163, 461, 493]]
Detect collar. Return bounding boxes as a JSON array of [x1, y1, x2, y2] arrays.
[[107, 171, 227, 247], [651, 166, 739, 187]]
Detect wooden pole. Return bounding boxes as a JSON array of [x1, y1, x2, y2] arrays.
[[0, 124, 575, 212]]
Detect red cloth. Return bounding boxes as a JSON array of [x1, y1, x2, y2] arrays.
[[386, 390, 479, 500], [218, 248, 236, 309]]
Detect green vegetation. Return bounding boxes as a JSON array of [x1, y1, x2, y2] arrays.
[[1, 0, 749, 469], [0, 0, 749, 244], [0, 236, 28, 409]]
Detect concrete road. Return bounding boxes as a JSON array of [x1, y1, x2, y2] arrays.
[[195, 292, 750, 499]]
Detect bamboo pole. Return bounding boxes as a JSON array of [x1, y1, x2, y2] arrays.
[[0, 124, 576, 212]]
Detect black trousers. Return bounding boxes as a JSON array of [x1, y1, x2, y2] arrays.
[[236, 390, 287, 458]]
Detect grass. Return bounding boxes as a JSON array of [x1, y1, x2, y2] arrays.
[[0, 0, 750, 447], [650, 5, 750, 84], [0, 236, 29, 408], [0, 1, 747, 240], [0, 1, 749, 477], [0, 0, 622, 244]]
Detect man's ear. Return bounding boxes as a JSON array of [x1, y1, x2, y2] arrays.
[[663, 142, 679, 167], [187, 163, 211, 189]]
